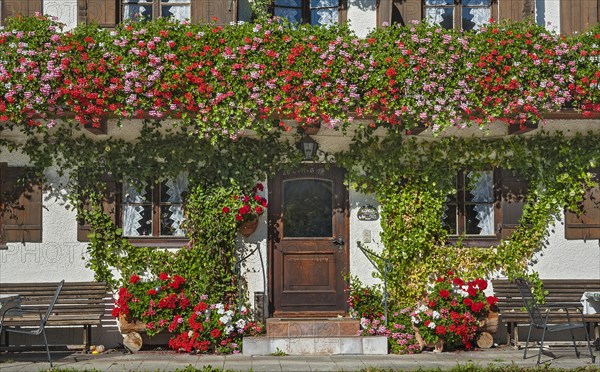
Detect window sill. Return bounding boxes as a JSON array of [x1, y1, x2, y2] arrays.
[[125, 237, 190, 248], [446, 237, 500, 248]]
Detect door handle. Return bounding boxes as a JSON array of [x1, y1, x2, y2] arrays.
[[332, 236, 344, 250]]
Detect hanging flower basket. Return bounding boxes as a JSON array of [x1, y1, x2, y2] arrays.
[[240, 218, 259, 237], [300, 124, 321, 135]]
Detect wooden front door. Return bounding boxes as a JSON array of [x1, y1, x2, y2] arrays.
[[268, 164, 349, 316]]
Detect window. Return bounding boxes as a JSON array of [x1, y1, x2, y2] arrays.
[[0, 163, 42, 244], [378, 0, 528, 30], [424, 0, 491, 31], [442, 169, 527, 245], [121, 174, 188, 240], [122, 0, 191, 22], [565, 169, 600, 240], [274, 0, 345, 26], [443, 170, 497, 236], [77, 0, 237, 28]]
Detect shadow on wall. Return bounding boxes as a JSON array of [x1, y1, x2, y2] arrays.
[[350, 0, 377, 11]]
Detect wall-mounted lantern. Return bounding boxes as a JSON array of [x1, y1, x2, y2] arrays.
[[297, 135, 319, 161]]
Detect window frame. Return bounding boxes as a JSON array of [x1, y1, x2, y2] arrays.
[[272, 0, 347, 26], [118, 178, 189, 247], [121, 0, 192, 22], [423, 0, 496, 31], [444, 169, 502, 247]]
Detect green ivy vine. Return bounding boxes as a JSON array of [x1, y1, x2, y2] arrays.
[[337, 129, 599, 305]]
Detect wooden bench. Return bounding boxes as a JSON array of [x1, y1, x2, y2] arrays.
[[492, 279, 600, 348], [0, 281, 111, 352]]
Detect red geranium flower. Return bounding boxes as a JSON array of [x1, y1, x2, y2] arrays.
[[439, 289, 450, 299], [129, 274, 140, 284], [210, 329, 221, 338]]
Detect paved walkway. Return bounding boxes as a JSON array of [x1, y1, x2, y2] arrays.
[[0, 346, 598, 371]]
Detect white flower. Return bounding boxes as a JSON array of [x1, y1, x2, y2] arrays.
[[411, 316, 419, 324], [428, 322, 436, 329], [224, 325, 234, 335], [236, 319, 246, 329], [419, 304, 428, 312], [432, 311, 440, 320], [219, 315, 231, 324]]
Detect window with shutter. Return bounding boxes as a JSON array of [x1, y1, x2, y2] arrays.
[[442, 168, 527, 246], [565, 169, 600, 240], [78, 0, 238, 26], [378, 0, 537, 29], [0, 163, 42, 243], [1, 0, 43, 25], [273, 0, 346, 26]]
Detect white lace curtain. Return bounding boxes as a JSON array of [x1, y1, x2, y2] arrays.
[[468, 171, 494, 235], [164, 173, 188, 236], [123, 0, 190, 21], [122, 174, 188, 237], [122, 181, 149, 237], [425, 0, 490, 31], [274, 0, 338, 26]]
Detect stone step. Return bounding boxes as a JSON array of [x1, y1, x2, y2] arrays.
[[266, 318, 360, 337], [242, 335, 388, 355]]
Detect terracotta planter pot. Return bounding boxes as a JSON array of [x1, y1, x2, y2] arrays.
[[240, 218, 259, 237], [413, 326, 444, 352], [118, 313, 146, 334], [300, 124, 320, 135]]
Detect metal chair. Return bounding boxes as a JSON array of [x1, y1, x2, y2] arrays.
[[0, 280, 64, 367], [515, 278, 595, 364]]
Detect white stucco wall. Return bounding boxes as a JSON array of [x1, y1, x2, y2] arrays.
[[536, 0, 560, 33], [45, 0, 78, 31], [347, 0, 377, 38], [530, 218, 600, 279]]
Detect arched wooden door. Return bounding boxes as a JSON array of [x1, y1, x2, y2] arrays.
[[268, 164, 349, 316]]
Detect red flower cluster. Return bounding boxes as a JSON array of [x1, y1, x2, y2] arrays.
[[221, 183, 267, 223], [412, 272, 498, 350], [112, 272, 264, 354]]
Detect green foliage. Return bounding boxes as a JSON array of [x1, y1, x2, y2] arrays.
[[346, 275, 385, 320], [338, 130, 600, 306]]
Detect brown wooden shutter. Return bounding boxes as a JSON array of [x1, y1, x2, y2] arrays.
[[1, 0, 43, 24], [192, 0, 237, 25], [565, 169, 600, 240], [377, 0, 393, 26], [380, 0, 422, 26], [77, 175, 119, 242], [498, 169, 528, 240], [0, 165, 42, 243], [498, 0, 531, 23], [77, 0, 119, 27], [560, 0, 598, 35]]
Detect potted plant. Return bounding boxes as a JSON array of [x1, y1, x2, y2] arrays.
[[221, 183, 267, 237], [411, 272, 498, 352]]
